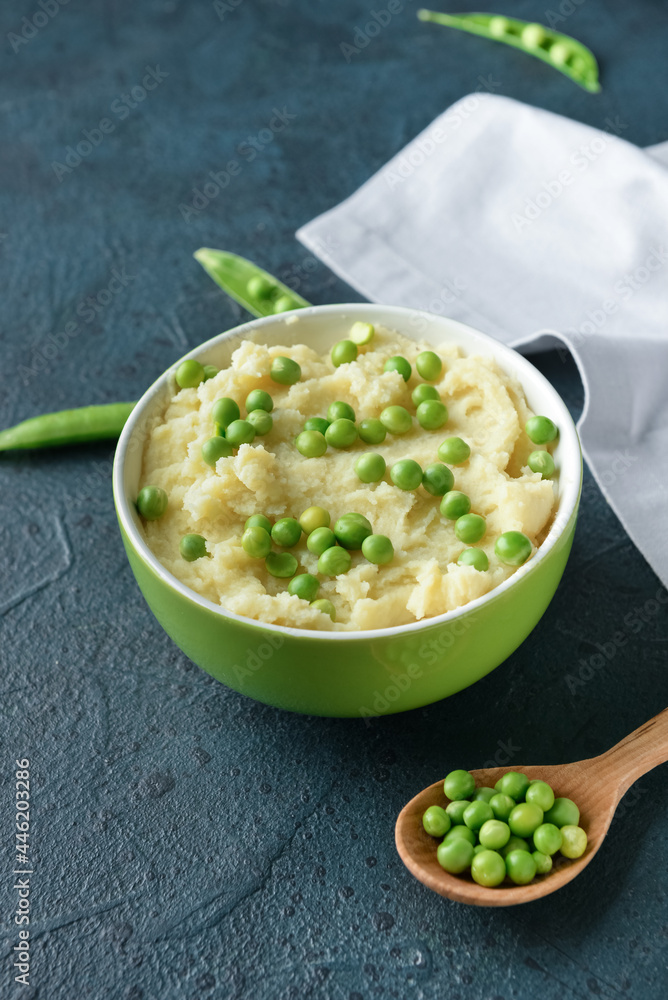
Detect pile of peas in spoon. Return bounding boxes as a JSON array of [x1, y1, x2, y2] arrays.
[[422, 768, 587, 888]]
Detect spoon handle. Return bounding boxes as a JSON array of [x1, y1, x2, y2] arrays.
[[586, 707, 668, 797]]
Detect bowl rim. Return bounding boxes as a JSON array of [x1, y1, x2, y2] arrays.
[[112, 303, 582, 641]]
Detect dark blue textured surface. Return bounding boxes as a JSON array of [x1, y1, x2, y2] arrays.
[[2, 1, 668, 998]]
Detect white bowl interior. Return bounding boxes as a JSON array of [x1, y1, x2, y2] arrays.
[[113, 304, 582, 639]]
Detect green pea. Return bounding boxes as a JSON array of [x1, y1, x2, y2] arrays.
[[211, 397, 241, 429], [548, 40, 570, 66], [379, 405, 412, 435], [525, 415, 558, 444], [463, 800, 494, 831], [304, 417, 330, 435], [522, 22, 547, 47], [299, 506, 330, 534], [242, 526, 272, 558], [544, 797, 580, 828], [202, 364, 219, 381], [354, 453, 386, 484], [436, 837, 474, 874], [471, 849, 506, 887], [358, 418, 387, 445], [325, 418, 357, 449], [500, 836, 530, 858], [489, 14, 509, 36], [202, 436, 233, 466], [533, 823, 563, 856], [422, 462, 454, 497], [444, 769, 475, 801], [532, 850, 553, 875], [384, 355, 412, 382], [307, 526, 337, 556], [349, 321, 375, 345], [180, 533, 208, 561], [505, 849, 537, 886], [288, 573, 320, 602], [175, 359, 205, 389], [455, 513, 486, 544], [271, 517, 302, 547], [247, 410, 273, 436], [311, 598, 336, 621], [333, 512, 372, 550], [225, 419, 256, 447], [317, 545, 352, 576], [411, 384, 440, 407], [265, 551, 298, 578], [417, 400, 448, 430], [245, 514, 272, 533], [273, 295, 296, 313], [489, 793, 515, 822], [246, 274, 273, 299], [245, 389, 274, 413], [495, 531, 532, 566], [473, 844, 487, 856], [559, 825, 587, 859], [508, 803, 544, 838], [525, 781, 555, 812], [494, 772, 530, 802], [295, 430, 327, 458], [440, 491, 470, 520], [473, 787, 497, 804], [443, 825, 476, 845], [438, 436, 471, 465], [445, 800, 470, 825], [331, 340, 358, 367], [361, 534, 394, 565], [422, 805, 451, 838], [390, 459, 423, 491], [478, 819, 511, 851], [327, 400, 355, 423], [415, 350, 443, 381], [270, 356, 301, 385], [528, 450, 555, 479], [136, 485, 168, 520], [458, 548, 489, 571]]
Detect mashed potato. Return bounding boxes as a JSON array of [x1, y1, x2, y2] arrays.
[[139, 324, 556, 631]]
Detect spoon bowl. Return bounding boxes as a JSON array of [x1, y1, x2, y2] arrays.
[[395, 708, 668, 906]]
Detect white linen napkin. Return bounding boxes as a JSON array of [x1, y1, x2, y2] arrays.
[[297, 95, 668, 589]]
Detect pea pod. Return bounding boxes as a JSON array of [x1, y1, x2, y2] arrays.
[[0, 401, 136, 452], [194, 248, 312, 318], [417, 10, 601, 93]]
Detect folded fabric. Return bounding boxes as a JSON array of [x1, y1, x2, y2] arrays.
[[297, 95, 668, 589]]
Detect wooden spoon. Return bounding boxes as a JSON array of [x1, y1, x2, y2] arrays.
[[395, 707, 668, 907]]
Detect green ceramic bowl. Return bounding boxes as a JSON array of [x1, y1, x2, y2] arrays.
[[112, 304, 581, 718]]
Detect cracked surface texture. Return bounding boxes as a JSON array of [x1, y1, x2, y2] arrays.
[[1, 1, 668, 998]]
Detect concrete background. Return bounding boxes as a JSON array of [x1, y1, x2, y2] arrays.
[[1, 1, 667, 997]]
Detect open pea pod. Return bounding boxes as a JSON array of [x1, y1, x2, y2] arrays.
[[194, 247, 312, 317], [417, 9, 601, 93]]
